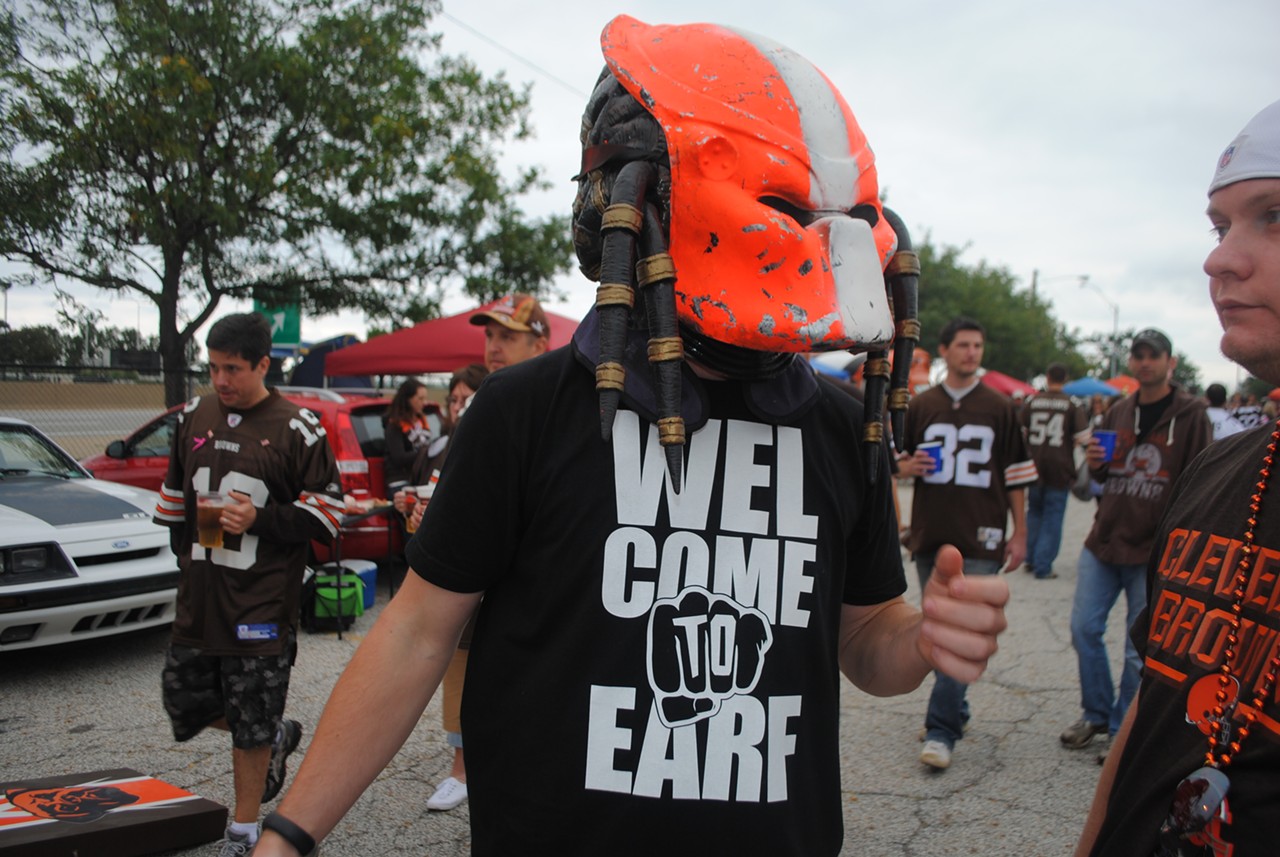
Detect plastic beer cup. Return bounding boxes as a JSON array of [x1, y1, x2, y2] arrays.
[[1093, 429, 1118, 463], [196, 491, 226, 548]]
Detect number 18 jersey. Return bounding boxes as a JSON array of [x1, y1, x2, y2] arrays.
[[904, 383, 1036, 561]]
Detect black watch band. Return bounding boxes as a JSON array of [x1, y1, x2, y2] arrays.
[[262, 811, 317, 856]]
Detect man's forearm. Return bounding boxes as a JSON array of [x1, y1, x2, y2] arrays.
[[838, 599, 931, 697], [258, 574, 481, 854], [1007, 487, 1026, 536]]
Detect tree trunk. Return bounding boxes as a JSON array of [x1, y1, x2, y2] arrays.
[[158, 267, 191, 408]]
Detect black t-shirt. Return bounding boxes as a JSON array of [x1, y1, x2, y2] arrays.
[[407, 347, 905, 856], [1089, 426, 1280, 856], [1136, 389, 1175, 443]]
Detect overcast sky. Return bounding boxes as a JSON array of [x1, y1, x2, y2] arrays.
[[10, 0, 1278, 387]]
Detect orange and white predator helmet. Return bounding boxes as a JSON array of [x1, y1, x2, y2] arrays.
[[572, 15, 920, 485]]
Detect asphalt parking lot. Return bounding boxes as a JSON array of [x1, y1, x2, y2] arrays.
[[0, 488, 1126, 856]]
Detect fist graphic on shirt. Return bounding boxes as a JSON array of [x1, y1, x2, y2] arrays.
[[647, 587, 773, 728]]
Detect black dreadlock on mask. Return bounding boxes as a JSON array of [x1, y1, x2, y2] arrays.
[[573, 70, 686, 489]]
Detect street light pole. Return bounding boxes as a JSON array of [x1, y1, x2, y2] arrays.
[[1080, 276, 1120, 378]]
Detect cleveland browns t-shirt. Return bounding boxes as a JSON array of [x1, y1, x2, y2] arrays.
[[1089, 425, 1280, 856]]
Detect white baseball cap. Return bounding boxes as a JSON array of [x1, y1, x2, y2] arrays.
[[1209, 99, 1280, 195]]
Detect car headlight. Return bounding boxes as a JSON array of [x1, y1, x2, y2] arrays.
[[11, 546, 51, 574], [0, 544, 75, 585]]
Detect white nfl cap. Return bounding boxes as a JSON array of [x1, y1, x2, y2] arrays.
[[1209, 99, 1280, 195]]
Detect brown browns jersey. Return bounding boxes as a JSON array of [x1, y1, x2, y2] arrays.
[[1021, 390, 1089, 489], [905, 383, 1037, 561], [155, 390, 342, 655]]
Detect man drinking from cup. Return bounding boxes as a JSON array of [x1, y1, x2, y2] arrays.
[[1059, 328, 1210, 762]]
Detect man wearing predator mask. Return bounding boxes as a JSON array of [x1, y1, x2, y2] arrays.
[[256, 17, 1010, 857]]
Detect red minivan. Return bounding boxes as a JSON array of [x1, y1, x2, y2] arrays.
[[80, 387, 439, 564]]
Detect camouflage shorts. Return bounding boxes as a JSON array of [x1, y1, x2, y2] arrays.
[[161, 634, 296, 750]]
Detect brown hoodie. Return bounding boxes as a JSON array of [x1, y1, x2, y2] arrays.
[[1083, 385, 1211, 566]]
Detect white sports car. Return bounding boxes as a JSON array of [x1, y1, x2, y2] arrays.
[[0, 418, 178, 650]]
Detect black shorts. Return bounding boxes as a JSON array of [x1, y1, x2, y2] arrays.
[[161, 634, 296, 750]]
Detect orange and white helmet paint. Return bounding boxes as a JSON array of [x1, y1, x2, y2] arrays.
[[600, 14, 898, 353]]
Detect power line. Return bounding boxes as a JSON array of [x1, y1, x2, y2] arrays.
[[441, 12, 590, 100]]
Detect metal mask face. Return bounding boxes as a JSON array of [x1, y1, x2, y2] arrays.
[[600, 15, 898, 353]]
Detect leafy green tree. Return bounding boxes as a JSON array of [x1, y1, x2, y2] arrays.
[[0, 0, 573, 405], [914, 240, 1090, 382], [1240, 376, 1276, 400], [1171, 351, 1202, 393], [0, 324, 67, 364]]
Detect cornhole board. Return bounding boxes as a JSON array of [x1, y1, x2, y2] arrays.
[[0, 769, 226, 857]]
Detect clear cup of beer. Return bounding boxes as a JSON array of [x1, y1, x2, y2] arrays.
[[196, 491, 227, 548]]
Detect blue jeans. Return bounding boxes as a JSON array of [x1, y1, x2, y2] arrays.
[[1026, 484, 1069, 578], [1069, 547, 1146, 735], [914, 553, 1002, 749]]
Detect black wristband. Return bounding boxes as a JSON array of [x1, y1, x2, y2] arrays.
[[262, 811, 317, 856]]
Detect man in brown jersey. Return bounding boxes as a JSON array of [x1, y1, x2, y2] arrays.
[[1058, 327, 1210, 762], [1021, 363, 1090, 580], [153, 312, 342, 857], [902, 316, 1037, 771]]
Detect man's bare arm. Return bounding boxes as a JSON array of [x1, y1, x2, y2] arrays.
[[1003, 486, 1027, 572], [254, 573, 482, 855]]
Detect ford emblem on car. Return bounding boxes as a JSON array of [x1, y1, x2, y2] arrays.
[[112, 540, 132, 549]]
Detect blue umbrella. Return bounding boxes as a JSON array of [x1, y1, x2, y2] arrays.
[[1062, 377, 1120, 398]]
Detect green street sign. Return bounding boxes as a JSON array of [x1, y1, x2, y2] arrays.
[[253, 301, 301, 348]]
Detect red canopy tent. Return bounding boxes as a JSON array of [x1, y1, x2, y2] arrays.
[[980, 369, 1035, 398], [324, 299, 581, 377]]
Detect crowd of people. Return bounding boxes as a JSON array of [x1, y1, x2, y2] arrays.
[[128, 15, 1279, 857]]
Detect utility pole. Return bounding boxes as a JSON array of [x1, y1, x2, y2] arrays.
[[1080, 276, 1120, 378]]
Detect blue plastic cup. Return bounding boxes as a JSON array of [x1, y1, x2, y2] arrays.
[[1093, 429, 1118, 462], [918, 441, 944, 473]]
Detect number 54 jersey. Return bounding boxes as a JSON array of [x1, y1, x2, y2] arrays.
[[904, 383, 1036, 561], [1021, 390, 1089, 490]]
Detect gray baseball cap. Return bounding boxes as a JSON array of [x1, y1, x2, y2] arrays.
[[1209, 99, 1280, 195], [1131, 328, 1172, 356]]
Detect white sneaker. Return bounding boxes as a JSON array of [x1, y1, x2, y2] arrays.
[[920, 739, 952, 770], [426, 776, 468, 811]]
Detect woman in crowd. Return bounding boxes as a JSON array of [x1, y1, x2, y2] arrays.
[[382, 378, 438, 497]]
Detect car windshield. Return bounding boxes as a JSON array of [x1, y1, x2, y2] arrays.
[[0, 425, 87, 479]]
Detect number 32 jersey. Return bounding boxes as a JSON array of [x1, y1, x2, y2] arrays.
[[905, 383, 1036, 561]]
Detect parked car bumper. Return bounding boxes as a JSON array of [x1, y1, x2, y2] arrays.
[[0, 570, 178, 650]]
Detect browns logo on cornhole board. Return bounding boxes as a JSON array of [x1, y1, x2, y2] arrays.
[[0, 769, 226, 857]]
